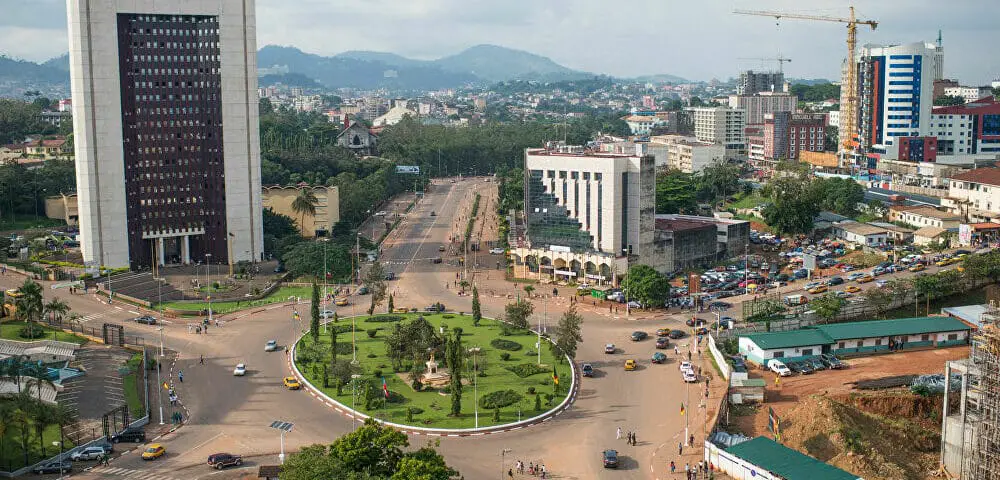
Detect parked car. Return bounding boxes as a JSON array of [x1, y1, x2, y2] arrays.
[[655, 337, 669, 349], [134, 315, 157, 325], [141, 444, 166, 460], [786, 361, 803, 374], [825, 277, 844, 286], [233, 363, 247, 376], [909, 264, 926, 272], [857, 275, 874, 284], [384, 272, 395, 281], [439, 245, 446, 252], [424, 303, 446, 312], [33, 460, 71, 474], [283, 376, 301, 390], [207, 453, 243, 469], [624, 359, 637, 371], [605, 343, 616, 354], [729, 356, 746, 369], [668, 330, 687, 339], [821, 354, 845, 369], [797, 362, 814, 375], [109, 428, 145, 443], [319, 310, 336, 319], [264, 340, 278, 352], [806, 358, 826, 371], [631, 331, 648, 341], [603, 449, 619, 468], [581, 364, 594, 377], [709, 301, 732, 309], [651, 352, 667, 364], [357, 286, 370, 295], [683, 370, 699, 382], [679, 361, 694, 373], [768, 360, 792, 377], [71, 446, 109, 461], [489, 248, 505, 255], [845, 285, 861, 293], [807, 285, 828, 294]]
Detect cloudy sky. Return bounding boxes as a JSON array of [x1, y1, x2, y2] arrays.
[[2, 0, 998, 83]]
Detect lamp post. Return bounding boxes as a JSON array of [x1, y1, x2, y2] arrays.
[[322, 240, 328, 334], [52, 441, 64, 480], [500, 448, 512, 480], [205, 253, 213, 322], [269, 421, 293, 464], [104, 252, 112, 304], [157, 327, 164, 358], [469, 347, 481, 428], [155, 341, 164, 425], [351, 373, 362, 430]]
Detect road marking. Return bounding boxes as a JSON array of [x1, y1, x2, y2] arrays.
[[128, 310, 140, 315], [178, 431, 223, 457]]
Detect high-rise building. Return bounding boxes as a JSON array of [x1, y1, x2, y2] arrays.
[[847, 41, 944, 165], [737, 70, 785, 95], [687, 106, 746, 157], [67, 0, 263, 269], [728, 92, 797, 125]]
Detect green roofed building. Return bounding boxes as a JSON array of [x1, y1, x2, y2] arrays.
[[718, 436, 862, 480], [738, 317, 971, 365]]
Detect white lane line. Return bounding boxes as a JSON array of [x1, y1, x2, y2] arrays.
[[128, 310, 140, 315]]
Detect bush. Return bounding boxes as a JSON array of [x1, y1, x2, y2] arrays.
[[373, 369, 382, 379], [480, 389, 523, 409], [368, 315, 405, 323], [500, 353, 511, 361], [366, 328, 378, 338], [505, 363, 548, 378], [367, 353, 377, 358], [534, 394, 542, 411], [386, 391, 405, 404], [408, 407, 424, 415], [442, 314, 454, 319], [18, 323, 45, 339], [334, 343, 353, 355], [490, 338, 523, 351], [527, 386, 536, 395]]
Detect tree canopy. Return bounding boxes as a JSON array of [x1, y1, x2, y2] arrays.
[[622, 264, 671, 308]]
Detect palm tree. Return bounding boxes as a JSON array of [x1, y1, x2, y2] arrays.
[[523, 285, 534, 298], [43, 297, 69, 324], [0, 402, 14, 465], [29, 397, 55, 457], [15, 280, 43, 338], [0, 356, 28, 394], [291, 187, 319, 234]]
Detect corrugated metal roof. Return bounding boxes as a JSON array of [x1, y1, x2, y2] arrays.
[[816, 316, 971, 341], [743, 329, 832, 350], [724, 437, 861, 480]]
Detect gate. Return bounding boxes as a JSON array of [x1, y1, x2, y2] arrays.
[[102, 405, 130, 438], [102, 323, 125, 346]]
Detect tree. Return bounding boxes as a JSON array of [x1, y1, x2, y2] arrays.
[[911, 274, 942, 316], [42, 297, 69, 323], [522, 284, 534, 298], [964, 251, 1000, 282], [697, 162, 741, 206], [15, 279, 44, 337], [762, 173, 819, 235], [279, 444, 349, 480], [656, 170, 698, 214], [861, 287, 893, 319], [291, 188, 319, 233], [504, 299, 534, 330], [364, 261, 388, 315], [934, 95, 965, 106], [810, 294, 845, 323], [310, 283, 320, 341], [809, 177, 865, 216], [392, 447, 459, 480], [387, 294, 394, 313], [329, 418, 410, 477], [622, 264, 670, 308], [550, 305, 583, 361], [471, 286, 482, 327], [282, 242, 352, 280], [447, 330, 463, 416], [329, 318, 338, 364]]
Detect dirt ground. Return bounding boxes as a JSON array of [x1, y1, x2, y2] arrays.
[[735, 345, 970, 437]]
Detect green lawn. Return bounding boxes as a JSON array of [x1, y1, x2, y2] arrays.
[[727, 194, 767, 210], [295, 314, 570, 429], [122, 354, 145, 418], [156, 285, 315, 315], [0, 322, 88, 345], [0, 215, 65, 233], [0, 423, 74, 471]]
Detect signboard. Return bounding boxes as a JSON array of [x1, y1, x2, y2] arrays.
[[959, 224, 973, 246], [802, 253, 817, 271], [688, 273, 701, 294], [84, 260, 99, 276], [554, 269, 575, 276], [395, 166, 420, 174], [550, 245, 571, 253], [585, 274, 606, 281]]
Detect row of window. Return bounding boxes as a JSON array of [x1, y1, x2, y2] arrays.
[[132, 54, 220, 63], [545, 170, 603, 182], [132, 67, 220, 76], [139, 196, 206, 206], [129, 158, 217, 169], [139, 209, 216, 221], [134, 94, 218, 103], [131, 15, 217, 24], [129, 120, 218, 128], [129, 26, 219, 37], [130, 171, 222, 181], [134, 107, 220, 117], [134, 80, 217, 89], [137, 132, 214, 142]]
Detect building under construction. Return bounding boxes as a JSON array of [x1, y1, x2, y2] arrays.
[[941, 302, 1000, 478]]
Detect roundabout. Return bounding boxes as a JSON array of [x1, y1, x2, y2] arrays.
[[289, 313, 578, 432]]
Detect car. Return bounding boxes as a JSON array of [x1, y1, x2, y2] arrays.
[[318, 309, 336, 319], [134, 315, 157, 325], [668, 330, 687, 339], [786, 361, 803, 374], [857, 275, 874, 283], [709, 301, 732, 309], [357, 286, 370, 295], [651, 352, 667, 364], [581, 364, 594, 377], [438, 245, 446, 252], [394, 308, 409, 314], [33, 460, 72, 474], [768, 360, 791, 377], [431, 257, 443, 264], [655, 337, 669, 349], [807, 285, 828, 294], [909, 264, 926, 272], [683, 371, 699, 382], [875, 279, 888, 288], [729, 356, 746, 369], [656, 328, 672, 337], [109, 428, 146, 443], [430, 211, 437, 216], [264, 340, 278, 352], [384, 272, 395, 281], [603, 449, 619, 468], [207, 453, 243, 469], [604, 344, 616, 354], [955, 249, 971, 255], [71, 446, 109, 461], [424, 303, 446, 312], [141, 444, 166, 460], [834, 291, 852, 299], [489, 248, 505, 255], [624, 359, 637, 371], [821, 354, 845, 369], [233, 363, 247, 376], [845, 285, 861, 293], [679, 361, 693, 372], [631, 331, 648, 341], [375, 211, 388, 216], [797, 362, 814, 375], [825, 277, 844, 286], [335, 298, 349, 306], [283, 376, 301, 389], [807, 357, 827, 371], [627, 300, 642, 309], [847, 272, 865, 281], [804, 281, 822, 290], [694, 327, 710, 336], [273, 264, 285, 273]]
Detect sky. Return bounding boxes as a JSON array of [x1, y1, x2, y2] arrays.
[[2, 0, 998, 84]]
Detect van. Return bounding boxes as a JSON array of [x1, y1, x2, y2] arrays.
[[783, 294, 808, 306]]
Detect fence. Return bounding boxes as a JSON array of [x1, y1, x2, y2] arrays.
[[39, 316, 146, 350], [707, 333, 731, 380]]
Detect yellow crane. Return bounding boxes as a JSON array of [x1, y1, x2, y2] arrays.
[[733, 7, 878, 154]]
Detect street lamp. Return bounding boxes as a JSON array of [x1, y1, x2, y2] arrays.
[[205, 254, 213, 322], [500, 448, 512, 480], [155, 340, 164, 425], [351, 374, 362, 430], [52, 441, 64, 480], [469, 347, 481, 428], [269, 421, 294, 464], [157, 327, 164, 358]]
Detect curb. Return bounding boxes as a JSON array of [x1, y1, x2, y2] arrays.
[[287, 318, 579, 436]]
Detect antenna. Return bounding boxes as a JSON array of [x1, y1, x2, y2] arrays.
[[937, 29, 942, 48]]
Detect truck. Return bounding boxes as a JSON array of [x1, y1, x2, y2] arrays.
[[783, 294, 808, 306]]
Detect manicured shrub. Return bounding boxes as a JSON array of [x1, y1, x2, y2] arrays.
[[368, 315, 405, 323], [490, 338, 523, 351], [505, 363, 548, 378], [480, 389, 523, 409], [500, 353, 511, 361], [366, 328, 378, 338]]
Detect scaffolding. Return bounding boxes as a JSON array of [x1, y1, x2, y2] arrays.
[[964, 301, 1000, 479]]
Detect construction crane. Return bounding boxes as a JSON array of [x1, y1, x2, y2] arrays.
[[737, 55, 792, 74], [734, 7, 878, 154]]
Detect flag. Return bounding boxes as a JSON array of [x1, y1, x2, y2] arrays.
[[382, 377, 389, 399], [552, 372, 559, 386], [162, 382, 169, 390], [680, 403, 685, 416]]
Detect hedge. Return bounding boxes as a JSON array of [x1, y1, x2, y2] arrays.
[[505, 363, 548, 378], [368, 315, 405, 323], [479, 389, 523, 409], [490, 338, 523, 351]]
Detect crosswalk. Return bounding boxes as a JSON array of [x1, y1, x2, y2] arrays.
[[78, 312, 105, 323], [87, 466, 181, 479]]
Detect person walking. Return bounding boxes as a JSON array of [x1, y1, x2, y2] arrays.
[[540, 464, 546, 478], [674, 345, 679, 355], [670, 460, 676, 473], [678, 442, 683, 455], [617, 426, 622, 440], [632, 432, 637, 445], [508, 468, 513, 479], [178, 371, 184, 383], [684, 463, 690, 474], [199, 355, 204, 365]]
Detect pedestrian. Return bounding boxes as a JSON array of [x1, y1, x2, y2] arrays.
[[688, 351, 692, 361], [690, 434, 695, 446], [199, 355, 204, 365], [204, 324, 209, 334], [678, 442, 683, 455], [540, 464, 546, 478], [632, 432, 637, 445], [674, 346, 679, 355], [670, 460, 676, 473], [528, 462, 534, 475], [178, 371, 183, 383], [508, 468, 513, 479], [685, 463, 690, 474], [617, 426, 622, 440]]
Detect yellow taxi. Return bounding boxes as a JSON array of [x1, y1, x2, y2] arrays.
[[283, 376, 301, 390], [393, 308, 409, 314], [335, 298, 349, 306], [655, 328, 672, 337], [624, 359, 637, 371], [856, 275, 874, 283], [908, 264, 926, 272], [807, 285, 828, 294], [844, 285, 861, 293], [935, 259, 950, 267], [141, 444, 166, 460]]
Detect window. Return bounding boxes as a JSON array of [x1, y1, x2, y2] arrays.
[[772, 352, 784, 358], [856, 340, 863, 348], [948, 333, 958, 341], [801, 348, 813, 356], [838, 342, 845, 349], [921, 334, 930, 341], [875, 339, 882, 346]]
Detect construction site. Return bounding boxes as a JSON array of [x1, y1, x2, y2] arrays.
[[942, 302, 1000, 479]]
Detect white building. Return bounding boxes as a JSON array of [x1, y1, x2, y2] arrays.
[[622, 115, 665, 136], [832, 221, 889, 246], [943, 167, 1000, 222], [727, 92, 797, 125], [943, 86, 993, 105], [373, 105, 417, 127], [649, 135, 725, 173], [686, 106, 745, 157], [827, 110, 840, 130], [524, 145, 655, 258], [67, 0, 263, 269]]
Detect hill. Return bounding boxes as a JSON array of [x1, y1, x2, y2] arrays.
[[0, 56, 67, 84], [434, 44, 588, 82], [258, 72, 323, 89]]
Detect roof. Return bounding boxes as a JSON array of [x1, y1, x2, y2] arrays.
[[913, 226, 947, 238], [950, 167, 1000, 187], [891, 206, 961, 221], [942, 305, 989, 328], [836, 222, 887, 236], [655, 218, 717, 232], [743, 329, 833, 350], [731, 378, 766, 387], [972, 222, 1000, 230], [816, 316, 972, 341], [724, 437, 861, 480]]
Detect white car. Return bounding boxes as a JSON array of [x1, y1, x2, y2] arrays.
[[489, 248, 505, 255], [319, 310, 336, 319], [683, 371, 699, 383], [70, 446, 108, 461], [264, 340, 277, 352], [233, 363, 247, 376], [768, 360, 791, 377], [679, 361, 693, 372]]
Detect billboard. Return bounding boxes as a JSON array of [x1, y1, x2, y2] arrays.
[[802, 254, 817, 271], [959, 224, 973, 246], [395, 166, 420, 174], [550, 245, 571, 253], [688, 273, 701, 294]]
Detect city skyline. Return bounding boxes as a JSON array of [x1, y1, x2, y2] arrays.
[[2, 0, 999, 84]]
